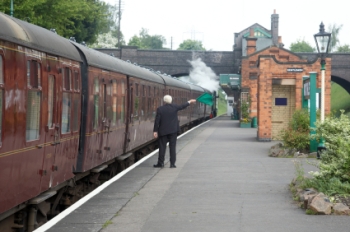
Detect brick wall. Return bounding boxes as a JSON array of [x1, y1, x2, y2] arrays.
[[241, 46, 331, 141]]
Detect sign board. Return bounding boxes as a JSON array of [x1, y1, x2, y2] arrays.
[[303, 79, 310, 99], [287, 68, 303, 72]]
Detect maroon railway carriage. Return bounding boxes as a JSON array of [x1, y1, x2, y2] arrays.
[[0, 12, 82, 227], [0, 11, 211, 232], [70, 43, 169, 172]]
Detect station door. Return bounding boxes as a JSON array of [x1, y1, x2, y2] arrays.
[[271, 85, 296, 139]]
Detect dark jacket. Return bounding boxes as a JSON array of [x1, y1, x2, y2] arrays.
[[153, 102, 190, 136]]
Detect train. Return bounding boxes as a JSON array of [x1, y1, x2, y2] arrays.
[[0, 12, 216, 232]]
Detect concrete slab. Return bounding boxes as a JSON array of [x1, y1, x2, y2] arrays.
[[48, 117, 350, 232]]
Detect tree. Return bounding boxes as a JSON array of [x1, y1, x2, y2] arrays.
[[328, 24, 343, 52], [336, 44, 350, 53], [177, 39, 206, 51], [127, 28, 166, 49], [0, 0, 116, 44], [289, 39, 315, 52]]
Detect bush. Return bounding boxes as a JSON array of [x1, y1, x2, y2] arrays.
[[312, 111, 350, 183], [240, 100, 251, 122], [280, 109, 310, 152]]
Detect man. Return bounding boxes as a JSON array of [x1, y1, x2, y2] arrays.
[[153, 95, 196, 168]]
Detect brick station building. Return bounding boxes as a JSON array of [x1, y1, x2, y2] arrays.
[[240, 27, 331, 141]]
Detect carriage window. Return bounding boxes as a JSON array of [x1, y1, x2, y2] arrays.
[[47, 75, 55, 128], [61, 68, 74, 133], [61, 92, 71, 133], [0, 56, 3, 84], [0, 89, 2, 144], [121, 81, 125, 95], [27, 61, 41, 88], [106, 83, 113, 121], [143, 85, 145, 97], [93, 78, 99, 129], [135, 83, 139, 96], [112, 96, 117, 124], [113, 80, 117, 95], [73, 71, 79, 91], [121, 97, 125, 123], [26, 60, 42, 141], [112, 80, 117, 125], [63, 68, 71, 90]]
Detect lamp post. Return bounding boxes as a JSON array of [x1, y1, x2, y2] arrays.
[[314, 22, 331, 158], [10, 0, 13, 17]]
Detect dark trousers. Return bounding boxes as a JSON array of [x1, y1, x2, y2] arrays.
[[157, 133, 177, 165]]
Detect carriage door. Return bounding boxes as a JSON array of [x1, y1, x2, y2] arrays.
[[41, 72, 59, 191], [101, 77, 111, 159], [126, 78, 140, 151]]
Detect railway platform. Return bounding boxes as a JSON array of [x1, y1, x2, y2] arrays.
[[42, 116, 350, 232]]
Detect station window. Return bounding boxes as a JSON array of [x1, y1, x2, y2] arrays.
[[26, 60, 42, 141], [241, 92, 249, 103]]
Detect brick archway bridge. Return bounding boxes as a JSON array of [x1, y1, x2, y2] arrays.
[[97, 47, 350, 94]]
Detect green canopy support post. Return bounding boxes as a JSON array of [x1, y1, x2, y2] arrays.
[[302, 76, 309, 109], [303, 74, 317, 153], [309, 72, 317, 152]]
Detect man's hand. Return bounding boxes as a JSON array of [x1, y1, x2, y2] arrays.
[[153, 132, 158, 138], [189, 99, 196, 104]]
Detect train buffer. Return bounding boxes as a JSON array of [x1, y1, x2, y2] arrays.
[[43, 116, 350, 232]]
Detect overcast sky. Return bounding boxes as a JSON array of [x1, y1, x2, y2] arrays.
[[103, 0, 349, 51]]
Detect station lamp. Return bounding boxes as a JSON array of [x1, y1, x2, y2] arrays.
[[314, 22, 331, 158]]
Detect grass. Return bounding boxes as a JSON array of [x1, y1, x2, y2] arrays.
[[331, 82, 350, 117], [102, 220, 113, 228]]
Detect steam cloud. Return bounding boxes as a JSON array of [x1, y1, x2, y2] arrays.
[[179, 58, 219, 92]]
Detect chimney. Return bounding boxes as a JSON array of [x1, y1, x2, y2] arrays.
[[246, 28, 257, 55], [271, 9, 279, 46]]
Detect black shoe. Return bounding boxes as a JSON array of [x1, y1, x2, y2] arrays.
[[153, 163, 164, 168], [170, 164, 176, 168]]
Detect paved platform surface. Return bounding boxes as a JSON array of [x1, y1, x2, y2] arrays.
[[48, 116, 350, 232]]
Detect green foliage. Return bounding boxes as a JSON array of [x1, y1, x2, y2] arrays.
[[313, 112, 350, 180], [289, 39, 315, 52], [336, 44, 350, 53], [177, 39, 206, 51], [240, 100, 250, 122], [127, 28, 166, 49], [295, 112, 350, 196], [0, 0, 116, 44], [280, 109, 310, 151]]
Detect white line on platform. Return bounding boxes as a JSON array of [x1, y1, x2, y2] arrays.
[[34, 118, 211, 232]]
